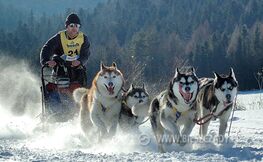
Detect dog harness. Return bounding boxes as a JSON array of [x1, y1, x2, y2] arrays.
[[160, 91, 189, 121], [121, 100, 149, 125], [167, 99, 191, 121], [194, 103, 233, 125]]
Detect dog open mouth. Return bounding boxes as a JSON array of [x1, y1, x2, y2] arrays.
[[104, 84, 115, 95], [179, 87, 193, 103]]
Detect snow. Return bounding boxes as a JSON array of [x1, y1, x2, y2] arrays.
[[0, 60, 262, 161]]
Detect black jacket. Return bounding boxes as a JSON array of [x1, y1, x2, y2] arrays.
[[40, 31, 91, 66]]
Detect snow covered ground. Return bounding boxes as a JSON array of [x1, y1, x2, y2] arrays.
[[0, 60, 262, 161]]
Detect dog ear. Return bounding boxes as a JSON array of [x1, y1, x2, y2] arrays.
[[100, 62, 106, 70], [191, 67, 198, 78], [174, 68, 180, 78], [128, 84, 134, 91], [142, 83, 148, 92], [213, 71, 221, 79], [112, 62, 117, 69], [229, 67, 237, 81], [191, 67, 196, 73]]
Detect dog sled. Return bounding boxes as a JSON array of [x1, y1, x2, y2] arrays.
[[40, 55, 86, 124]]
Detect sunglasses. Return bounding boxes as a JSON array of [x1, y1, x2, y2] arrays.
[[68, 23, 81, 28]]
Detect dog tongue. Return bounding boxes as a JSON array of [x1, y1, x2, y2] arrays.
[[108, 86, 114, 95], [183, 92, 192, 102]]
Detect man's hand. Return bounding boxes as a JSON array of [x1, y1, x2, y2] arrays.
[[71, 60, 81, 67], [47, 60, 57, 68]]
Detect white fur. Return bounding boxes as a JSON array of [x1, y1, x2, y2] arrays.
[[90, 71, 124, 140], [198, 101, 234, 139], [197, 69, 238, 141], [127, 93, 149, 117], [73, 87, 88, 103], [172, 81, 198, 112], [154, 89, 197, 152], [96, 72, 123, 98], [150, 68, 199, 152], [214, 81, 238, 105], [158, 90, 196, 140], [74, 63, 124, 142], [119, 88, 150, 133], [90, 90, 122, 139]]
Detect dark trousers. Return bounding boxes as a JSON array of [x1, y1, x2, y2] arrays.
[[54, 66, 87, 87]]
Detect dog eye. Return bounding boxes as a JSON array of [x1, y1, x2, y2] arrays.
[[228, 86, 233, 90], [220, 88, 225, 91], [179, 82, 184, 85], [104, 76, 108, 79], [190, 81, 194, 84], [112, 75, 116, 78], [142, 95, 145, 98], [134, 95, 138, 98]]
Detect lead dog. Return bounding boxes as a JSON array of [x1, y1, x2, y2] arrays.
[[196, 68, 238, 141], [73, 62, 124, 141], [149, 67, 199, 152]]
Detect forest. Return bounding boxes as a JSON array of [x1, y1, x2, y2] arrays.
[[0, 0, 263, 90]]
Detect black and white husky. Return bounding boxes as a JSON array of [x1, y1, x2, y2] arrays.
[[149, 67, 199, 152], [119, 84, 150, 133], [196, 68, 238, 141]]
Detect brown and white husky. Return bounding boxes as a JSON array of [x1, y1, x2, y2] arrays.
[[73, 62, 124, 141]]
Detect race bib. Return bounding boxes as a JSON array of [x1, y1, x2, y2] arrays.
[[60, 31, 84, 58]]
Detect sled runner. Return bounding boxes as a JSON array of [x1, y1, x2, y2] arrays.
[[40, 55, 86, 124]]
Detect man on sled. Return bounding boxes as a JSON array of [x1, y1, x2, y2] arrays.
[[40, 13, 91, 122]]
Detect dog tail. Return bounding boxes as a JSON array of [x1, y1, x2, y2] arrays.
[[73, 87, 88, 103]]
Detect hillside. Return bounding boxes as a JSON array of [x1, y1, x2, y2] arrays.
[[0, 0, 263, 90]]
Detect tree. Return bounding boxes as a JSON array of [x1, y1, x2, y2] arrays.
[[254, 67, 263, 105]]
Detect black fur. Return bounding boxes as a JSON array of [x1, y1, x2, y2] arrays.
[[119, 84, 149, 132], [120, 102, 134, 118], [126, 87, 149, 98], [169, 68, 199, 105], [214, 76, 238, 89], [168, 81, 178, 104], [200, 81, 219, 111], [150, 98, 160, 130], [198, 73, 238, 112]]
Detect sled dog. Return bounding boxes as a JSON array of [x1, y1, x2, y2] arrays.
[[73, 62, 124, 140], [149, 67, 199, 152], [119, 84, 150, 133], [196, 68, 238, 141]]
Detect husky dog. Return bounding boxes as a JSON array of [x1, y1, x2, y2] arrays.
[[119, 84, 150, 133], [196, 68, 238, 141], [73, 62, 124, 141], [149, 67, 199, 152]]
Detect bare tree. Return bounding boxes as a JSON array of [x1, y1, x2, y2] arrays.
[[254, 67, 263, 106]]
